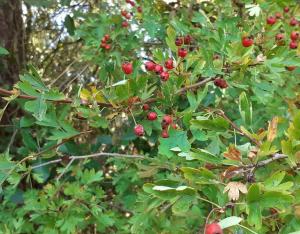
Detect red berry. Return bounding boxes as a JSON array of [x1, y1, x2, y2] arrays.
[[290, 31, 299, 40], [142, 104, 150, 111], [100, 42, 106, 48], [275, 12, 282, 19], [122, 62, 133, 74], [104, 34, 110, 41], [290, 40, 298, 49], [178, 48, 188, 58], [284, 7, 289, 13], [290, 18, 298, 26], [137, 6, 142, 13], [134, 124, 144, 137], [105, 44, 111, 50], [286, 66, 296, 71], [122, 21, 129, 28], [160, 71, 170, 81], [214, 79, 228, 89], [242, 37, 253, 47], [125, 13, 131, 19], [184, 35, 192, 44], [205, 223, 223, 234], [154, 64, 163, 74], [161, 130, 169, 138], [276, 33, 284, 40], [267, 16, 276, 25], [126, 0, 135, 6], [145, 61, 156, 71], [147, 112, 157, 121], [162, 115, 172, 125], [171, 123, 178, 129], [121, 10, 127, 17], [175, 37, 183, 46], [164, 58, 174, 70]]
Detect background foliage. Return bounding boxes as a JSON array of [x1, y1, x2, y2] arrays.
[[1, 0, 300, 233]]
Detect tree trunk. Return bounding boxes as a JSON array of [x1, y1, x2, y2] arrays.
[[0, 0, 25, 88]]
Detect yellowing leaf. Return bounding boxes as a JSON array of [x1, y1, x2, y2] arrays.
[[224, 182, 248, 201], [267, 116, 279, 142], [80, 88, 91, 101]]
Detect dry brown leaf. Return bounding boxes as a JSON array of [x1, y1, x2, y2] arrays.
[[294, 205, 300, 218], [248, 147, 258, 160], [223, 182, 248, 201], [267, 116, 279, 142], [221, 166, 241, 180], [223, 145, 241, 161]]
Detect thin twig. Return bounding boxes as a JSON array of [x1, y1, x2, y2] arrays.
[[176, 77, 215, 94], [56, 158, 75, 181]]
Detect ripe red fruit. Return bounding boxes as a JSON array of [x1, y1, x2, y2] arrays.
[[275, 12, 282, 19], [122, 62, 133, 74], [276, 33, 284, 40], [134, 124, 144, 137], [154, 64, 163, 74], [290, 31, 299, 40], [137, 6, 142, 13], [266, 16, 276, 25], [284, 7, 290, 13], [100, 42, 106, 48], [175, 37, 183, 46], [289, 40, 298, 49], [105, 44, 111, 50], [147, 112, 157, 121], [164, 58, 174, 70], [205, 223, 223, 234], [214, 79, 228, 89], [178, 48, 188, 58], [101, 37, 107, 43], [162, 115, 172, 125], [142, 104, 150, 111], [128, 1, 135, 6], [161, 130, 169, 138], [145, 61, 156, 71], [290, 18, 298, 26], [286, 66, 296, 71], [171, 123, 178, 129], [121, 10, 127, 17], [125, 13, 131, 19], [122, 21, 129, 28], [104, 34, 110, 41], [160, 71, 170, 81], [184, 35, 192, 44], [242, 37, 253, 47]]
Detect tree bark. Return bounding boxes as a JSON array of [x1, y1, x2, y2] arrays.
[[0, 0, 25, 88]]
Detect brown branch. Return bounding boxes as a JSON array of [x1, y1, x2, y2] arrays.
[[176, 77, 215, 94], [217, 110, 261, 146]]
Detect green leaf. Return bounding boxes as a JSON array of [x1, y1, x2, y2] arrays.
[[80, 169, 103, 185], [172, 196, 193, 214], [158, 129, 191, 158], [0, 46, 9, 55], [260, 191, 294, 209], [190, 148, 222, 164], [218, 216, 243, 229], [64, 15, 75, 36], [239, 92, 252, 126], [20, 74, 47, 92], [247, 184, 261, 202], [264, 171, 285, 189], [191, 117, 229, 132], [166, 26, 177, 52], [181, 167, 216, 184], [24, 96, 47, 121]]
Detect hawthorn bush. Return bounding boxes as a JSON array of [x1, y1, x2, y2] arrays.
[[0, 0, 300, 233]]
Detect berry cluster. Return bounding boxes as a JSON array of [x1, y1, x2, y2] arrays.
[[100, 34, 111, 51], [242, 6, 300, 50], [121, 1, 142, 28], [144, 59, 174, 82], [175, 35, 192, 58], [133, 104, 176, 138]]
